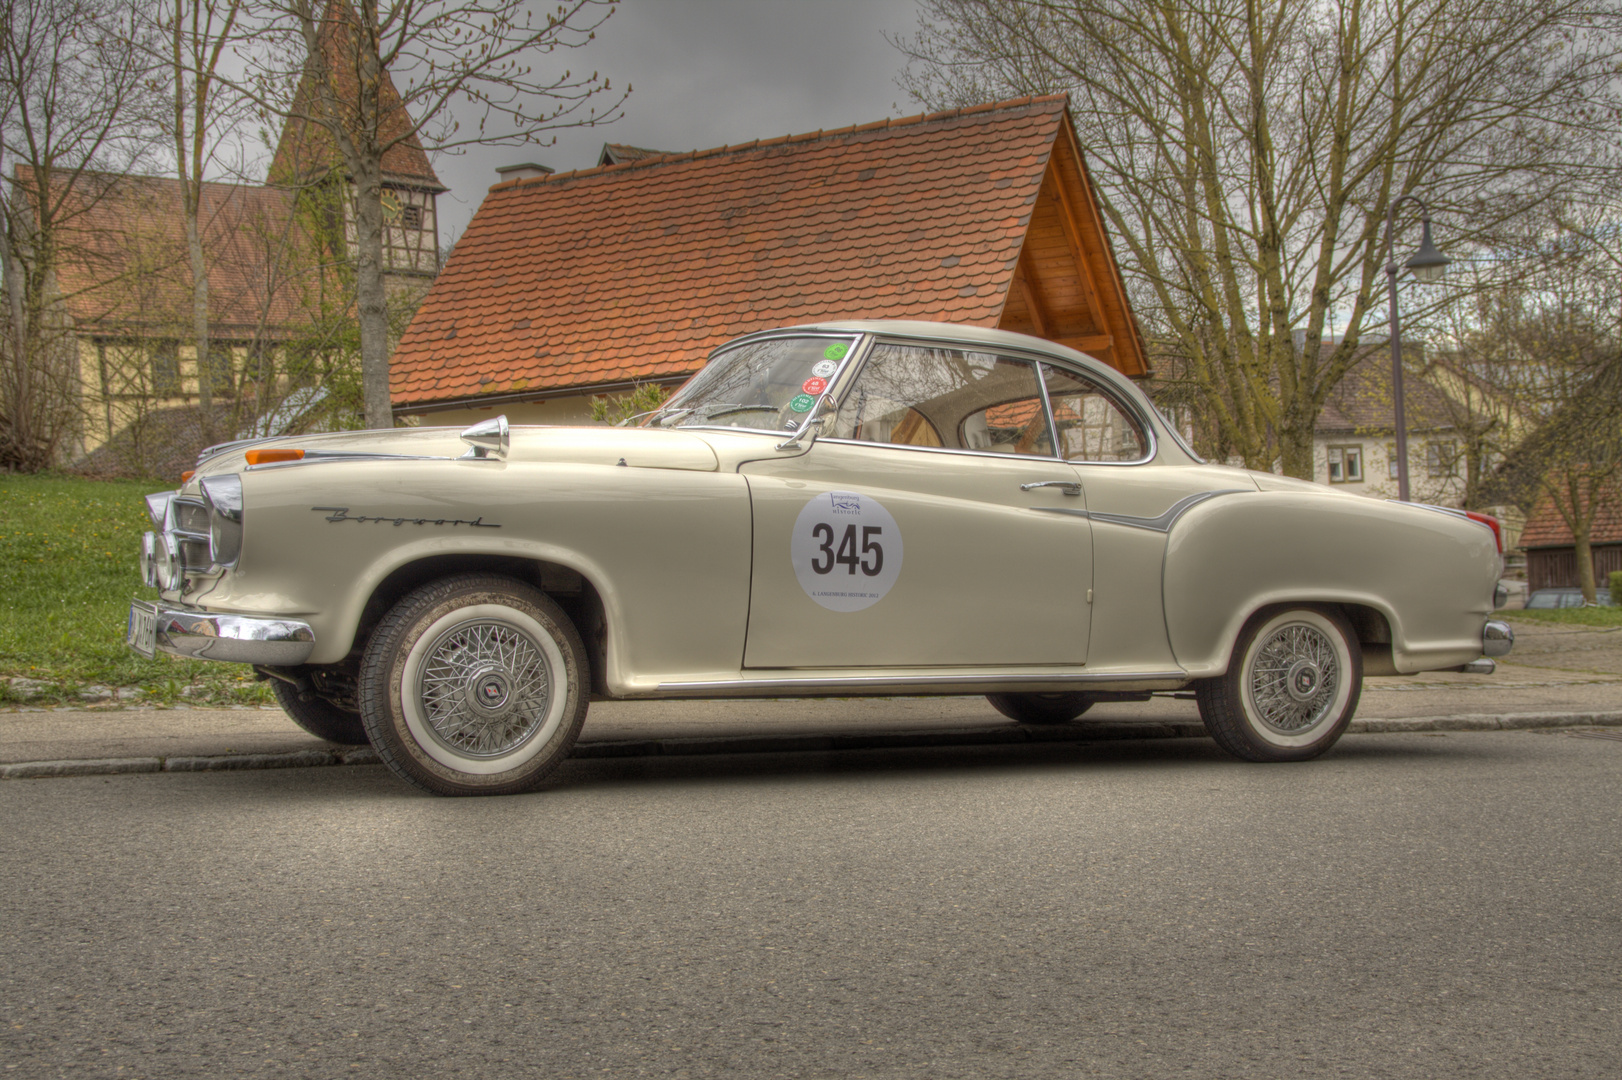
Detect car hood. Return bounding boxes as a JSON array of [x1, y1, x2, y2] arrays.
[[196, 425, 720, 475]]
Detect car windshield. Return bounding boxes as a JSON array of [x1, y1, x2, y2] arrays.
[[647, 335, 859, 431]]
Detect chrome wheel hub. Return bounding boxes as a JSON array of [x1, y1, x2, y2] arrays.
[[1250, 623, 1338, 734], [416, 619, 553, 758]]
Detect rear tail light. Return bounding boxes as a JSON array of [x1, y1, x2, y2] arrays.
[[245, 448, 304, 466], [1464, 511, 1503, 554]]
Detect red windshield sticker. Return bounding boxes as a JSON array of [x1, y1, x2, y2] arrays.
[[801, 377, 828, 395]]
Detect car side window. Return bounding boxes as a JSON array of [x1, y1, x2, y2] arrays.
[[1042, 364, 1148, 463], [832, 344, 1054, 457]]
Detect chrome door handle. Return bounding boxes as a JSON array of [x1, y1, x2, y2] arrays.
[[1020, 481, 1081, 496]]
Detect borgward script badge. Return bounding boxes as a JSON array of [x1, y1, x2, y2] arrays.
[[311, 506, 500, 528]]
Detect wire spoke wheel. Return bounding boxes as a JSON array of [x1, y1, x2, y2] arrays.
[[359, 575, 590, 796], [1197, 605, 1362, 762], [1246, 622, 1339, 735], [417, 619, 554, 758]]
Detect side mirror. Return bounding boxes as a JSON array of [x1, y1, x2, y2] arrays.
[[460, 415, 509, 460]]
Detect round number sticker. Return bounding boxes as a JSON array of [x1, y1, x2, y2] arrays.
[[788, 393, 816, 413], [811, 360, 838, 378], [801, 377, 828, 395], [791, 492, 904, 612], [823, 342, 848, 361]]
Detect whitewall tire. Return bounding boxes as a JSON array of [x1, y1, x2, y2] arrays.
[[1196, 605, 1362, 762], [359, 574, 589, 796]]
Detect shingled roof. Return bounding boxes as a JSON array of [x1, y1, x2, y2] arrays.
[[1520, 480, 1622, 549], [1315, 346, 1462, 435], [268, 1, 444, 191], [23, 168, 309, 337], [391, 95, 1148, 413]]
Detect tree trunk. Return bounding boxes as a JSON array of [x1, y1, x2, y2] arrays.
[[351, 165, 392, 431], [1574, 525, 1597, 604], [184, 208, 213, 436]]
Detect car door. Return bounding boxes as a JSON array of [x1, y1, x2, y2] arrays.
[[740, 342, 1094, 669], [1040, 362, 1255, 671]]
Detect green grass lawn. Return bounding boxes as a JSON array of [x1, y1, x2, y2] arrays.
[[1500, 606, 1622, 627], [0, 472, 272, 705]]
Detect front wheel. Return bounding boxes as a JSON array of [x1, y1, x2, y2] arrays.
[[986, 692, 1094, 724], [358, 574, 589, 796], [1196, 605, 1362, 762]]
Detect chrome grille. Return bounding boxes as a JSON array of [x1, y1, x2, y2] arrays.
[[174, 499, 210, 533]]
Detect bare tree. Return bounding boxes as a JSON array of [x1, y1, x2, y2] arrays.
[[895, 0, 1622, 475], [158, 0, 248, 439], [245, 0, 626, 430], [0, 0, 159, 469], [1474, 225, 1622, 604]]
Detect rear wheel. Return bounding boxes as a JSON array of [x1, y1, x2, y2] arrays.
[[986, 691, 1094, 725], [272, 679, 368, 745], [1197, 605, 1361, 762], [358, 574, 589, 796]]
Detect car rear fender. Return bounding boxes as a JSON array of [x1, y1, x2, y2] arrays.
[[1164, 492, 1498, 676]]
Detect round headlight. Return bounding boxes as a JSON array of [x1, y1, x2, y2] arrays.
[[200, 474, 243, 566], [154, 532, 183, 591], [139, 531, 159, 588]]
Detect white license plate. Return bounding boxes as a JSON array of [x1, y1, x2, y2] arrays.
[[127, 601, 158, 659]]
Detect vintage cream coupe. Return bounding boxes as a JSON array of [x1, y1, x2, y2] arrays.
[[129, 321, 1513, 795]]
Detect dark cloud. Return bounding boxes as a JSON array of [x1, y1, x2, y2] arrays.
[[431, 0, 924, 241]]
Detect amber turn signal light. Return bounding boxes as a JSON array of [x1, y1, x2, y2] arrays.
[[244, 448, 305, 466], [180, 470, 195, 483]]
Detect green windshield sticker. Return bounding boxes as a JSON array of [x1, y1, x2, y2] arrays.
[[823, 342, 848, 361], [788, 394, 816, 413]]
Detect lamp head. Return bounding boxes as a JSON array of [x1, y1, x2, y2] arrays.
[[1406, 216, 1449, 284]]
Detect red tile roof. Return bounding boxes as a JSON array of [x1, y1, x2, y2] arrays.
[[268, 1, 443, 190], [392, 95, 1113, 409], [23, 168, 312, 336], [1520, 479, 1622, 549]]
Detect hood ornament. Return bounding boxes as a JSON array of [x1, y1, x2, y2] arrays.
[[460, 415, 509, 460]]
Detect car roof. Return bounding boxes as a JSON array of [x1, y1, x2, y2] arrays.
[[763, 320, 1138, 388]]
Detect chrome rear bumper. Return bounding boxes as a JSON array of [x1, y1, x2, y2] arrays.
[[1482, 619, 1514, 658], [128, 600, 315, 665]]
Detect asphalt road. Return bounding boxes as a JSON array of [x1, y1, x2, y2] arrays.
[[3, 731, 1619, 1079]]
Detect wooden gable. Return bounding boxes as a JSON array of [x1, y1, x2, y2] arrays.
[[997, 125, 1148, 377]]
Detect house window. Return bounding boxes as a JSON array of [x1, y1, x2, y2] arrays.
[[1427, 441, 1458, 478], [1386, 442, 1400, 479], [401, 203, 423, 230], [1327, 445, 1363, 484]]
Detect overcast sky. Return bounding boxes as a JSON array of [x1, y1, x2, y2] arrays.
[[430, 0, 928, 243]]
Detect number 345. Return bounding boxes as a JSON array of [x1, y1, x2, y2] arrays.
[[811, 523, 883, 576]]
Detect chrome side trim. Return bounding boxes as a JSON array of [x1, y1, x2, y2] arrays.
[[1460, 658, 1497, 674], [1483, 620, 1514, 658], [1033, 489, 1250, 533], [134, 601, 317, 665], [654, 670, 1189, 697]]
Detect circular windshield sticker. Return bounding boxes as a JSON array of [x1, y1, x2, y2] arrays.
[[823, 342, 849, 361], [801, 377, 828, 395], [788, 393, 816, 413], [811, 360, 838, 378], [791, 492, 904, 612]]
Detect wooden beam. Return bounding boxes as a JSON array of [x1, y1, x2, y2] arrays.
[[1044, 166, 1108, 336], [1056, 334, 1114, 354], [1015, 248, 1049, 338]]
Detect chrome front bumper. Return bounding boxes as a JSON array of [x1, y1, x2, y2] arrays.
[[127, 600, 316, 665]]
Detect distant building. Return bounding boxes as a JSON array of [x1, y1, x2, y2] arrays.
[[1520, 481, 1622, 594], [390, 95, 1151, 427], [30, 5, 444, 469]]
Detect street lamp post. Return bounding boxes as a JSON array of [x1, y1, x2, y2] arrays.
[[1383, 195, 1451, 501]]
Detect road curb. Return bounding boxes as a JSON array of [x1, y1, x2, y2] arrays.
[[3, 711, 1620, 781]]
